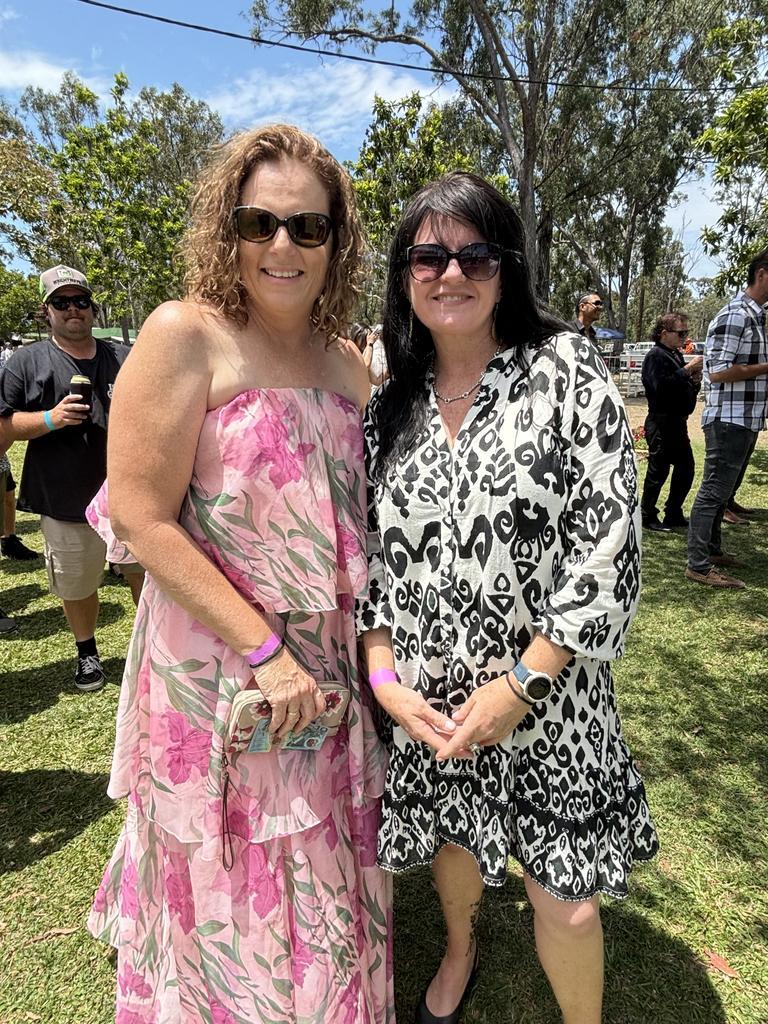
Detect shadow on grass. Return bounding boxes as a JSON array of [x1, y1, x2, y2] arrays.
[[394, 869, 725, 1024], [0, 581, 45, 612], [0, 768, 112, 874], [625, 525, 768, 866], [0, 654, 126, 724], [2, 599, 126, 642]]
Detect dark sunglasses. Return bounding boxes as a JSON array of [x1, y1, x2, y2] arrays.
[[234, 207, 333, 248], [48, 295, 92, 311], [405, 242, 504, 282], [591, 300, 604, 308], [670, 329, 688, 337]]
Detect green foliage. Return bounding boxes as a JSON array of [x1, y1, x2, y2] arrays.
[[695, 14, 767, 286], [347, 93, 484, 320], [0, 266, 39, 341], [2, 73, 224, 329]]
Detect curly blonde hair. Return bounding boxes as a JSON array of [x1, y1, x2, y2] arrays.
[[182, 124, 364, 339]]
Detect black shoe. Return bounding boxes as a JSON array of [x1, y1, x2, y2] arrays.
[[415, 946, 479, 1024], [663, 515, 689, 528], [75, 654, 105, 692], [1, 533, 38, 560], [643, 519, 672, 532], [0, 607, 18, 636]]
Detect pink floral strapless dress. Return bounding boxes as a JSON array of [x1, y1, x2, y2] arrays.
[[86, 389, 394, 1024]]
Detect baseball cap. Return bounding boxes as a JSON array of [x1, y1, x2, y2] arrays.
[[39, 265, 92, 303]]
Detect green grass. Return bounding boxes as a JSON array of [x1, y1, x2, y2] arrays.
[[1, 440, 767, 1023]]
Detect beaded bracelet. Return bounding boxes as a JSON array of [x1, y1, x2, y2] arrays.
[[369, 667, 398, 689]]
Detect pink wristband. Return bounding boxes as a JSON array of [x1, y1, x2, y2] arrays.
[[247, 632, 283, 667], [369, 668, 398, 689]]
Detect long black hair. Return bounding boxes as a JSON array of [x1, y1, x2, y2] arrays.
[[373, 171, 566, 481]]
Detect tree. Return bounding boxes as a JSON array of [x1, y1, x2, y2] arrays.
[[2, 73, 224, 328], [0, 267, 39, 342], [250, 0, 724, 296], [348, 93, 480, 321], [697, 16, 768, 286]]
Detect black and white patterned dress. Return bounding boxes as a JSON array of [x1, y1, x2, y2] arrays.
[[356, 332, 659, 901]]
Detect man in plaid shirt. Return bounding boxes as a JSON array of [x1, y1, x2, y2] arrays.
[[686, 248, 768, 588]]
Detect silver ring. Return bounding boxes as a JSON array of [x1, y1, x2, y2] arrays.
[[468, 742, 481, 756]]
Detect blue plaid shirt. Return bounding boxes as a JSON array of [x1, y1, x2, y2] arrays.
[[702, 292, 767, 432]]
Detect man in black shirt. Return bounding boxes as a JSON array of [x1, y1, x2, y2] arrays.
[[569, 292, 603, 342], [640, 312, 703, 531], [0, 265, 138, 690]]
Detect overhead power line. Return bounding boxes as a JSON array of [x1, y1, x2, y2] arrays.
[[72, 0, 762, 96]]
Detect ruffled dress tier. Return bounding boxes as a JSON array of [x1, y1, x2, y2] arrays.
[[87, 388, 395, 1024]]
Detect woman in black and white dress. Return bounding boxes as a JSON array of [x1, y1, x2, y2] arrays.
[[356, 172, 658, 1024]]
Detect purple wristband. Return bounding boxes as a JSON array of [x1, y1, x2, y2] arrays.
[[369, 668, 398, 689], [247, 633, 283, 668]]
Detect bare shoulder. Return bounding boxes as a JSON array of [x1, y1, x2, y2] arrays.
[[126, 301, 216, 380], [329, 336, 370, 409]]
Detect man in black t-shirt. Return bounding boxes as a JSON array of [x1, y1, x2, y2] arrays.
[[0, 265, 140, 691]]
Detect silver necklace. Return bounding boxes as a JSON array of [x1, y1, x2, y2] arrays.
[[432, 345, 502, 404]]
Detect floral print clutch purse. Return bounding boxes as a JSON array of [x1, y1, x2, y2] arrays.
[[225, 682, 349, 755]]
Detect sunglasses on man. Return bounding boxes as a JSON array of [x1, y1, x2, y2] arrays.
[[234, 207, 333, 248], [405, 242, 505, 282], [48, 295, 92, 311]]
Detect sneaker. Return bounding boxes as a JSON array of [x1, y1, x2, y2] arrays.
[[685, 566, 745, 589], [711, 552, 745, 568], [723, 509, 749, 525], [643, 518, 672, 532], [0, 607, 18, 635], [0, 534, 38, 560], [75, 654, 106, 692]]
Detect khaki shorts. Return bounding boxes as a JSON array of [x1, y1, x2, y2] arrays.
[[41, 516, 108, 600]]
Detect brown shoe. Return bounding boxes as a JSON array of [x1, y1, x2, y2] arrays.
[[711, 552, 746, 568], [729, 501, 755, 516], [685, 567, 746, 589], [723, 509, 749, 525]]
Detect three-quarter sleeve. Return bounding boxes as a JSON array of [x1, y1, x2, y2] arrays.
[[531, 335, 641, 660], [354, 396, 394, 634]]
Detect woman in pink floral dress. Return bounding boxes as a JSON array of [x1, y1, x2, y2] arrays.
[[86, 125, 394, 1023]]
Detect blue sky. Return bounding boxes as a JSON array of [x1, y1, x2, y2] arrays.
[[2, 0, 721, 273]]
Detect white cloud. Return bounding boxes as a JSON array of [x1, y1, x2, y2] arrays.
[[0, 6, 18, 25], [206, 59, 457, 152], [0, 49, 70, 91], [0, 48, 113, 101]]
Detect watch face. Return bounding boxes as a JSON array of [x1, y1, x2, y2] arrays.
[[526, 674, 552, 700]]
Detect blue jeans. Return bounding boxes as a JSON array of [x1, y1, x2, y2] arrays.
[[687, 420, 758, 573]]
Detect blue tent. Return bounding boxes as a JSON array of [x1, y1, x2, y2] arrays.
[[594, 326, 625, 340]]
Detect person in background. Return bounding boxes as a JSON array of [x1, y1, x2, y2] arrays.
[[1, 462, 38, 560], [364, 323, 389, 388], [358, 171, 657, 1024], [569, 292, 603, 342], [640, 312, 703, 531], [0, 448, 19, 635], [686, 247, 768, 588], [0, 265, 140, 690]]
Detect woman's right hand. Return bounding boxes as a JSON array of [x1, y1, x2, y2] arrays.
[[373, 682, 456, 752], [251, 648, 327, 739]]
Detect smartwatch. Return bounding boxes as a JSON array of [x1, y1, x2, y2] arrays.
[[510, 660, 553, 704]]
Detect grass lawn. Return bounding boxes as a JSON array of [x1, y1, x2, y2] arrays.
[[1, 439, 767, 1024]]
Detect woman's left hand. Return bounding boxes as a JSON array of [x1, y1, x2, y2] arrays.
[[435, 676, 530, 761]]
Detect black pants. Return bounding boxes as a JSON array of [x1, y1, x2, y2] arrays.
[[641, 413, 695, 522], [688, 420, 758, 572]]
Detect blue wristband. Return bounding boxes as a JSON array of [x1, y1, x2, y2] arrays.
[[43, 410, 55, 431]]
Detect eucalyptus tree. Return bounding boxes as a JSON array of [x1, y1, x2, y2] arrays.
[[250, 0, 725, 295]]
